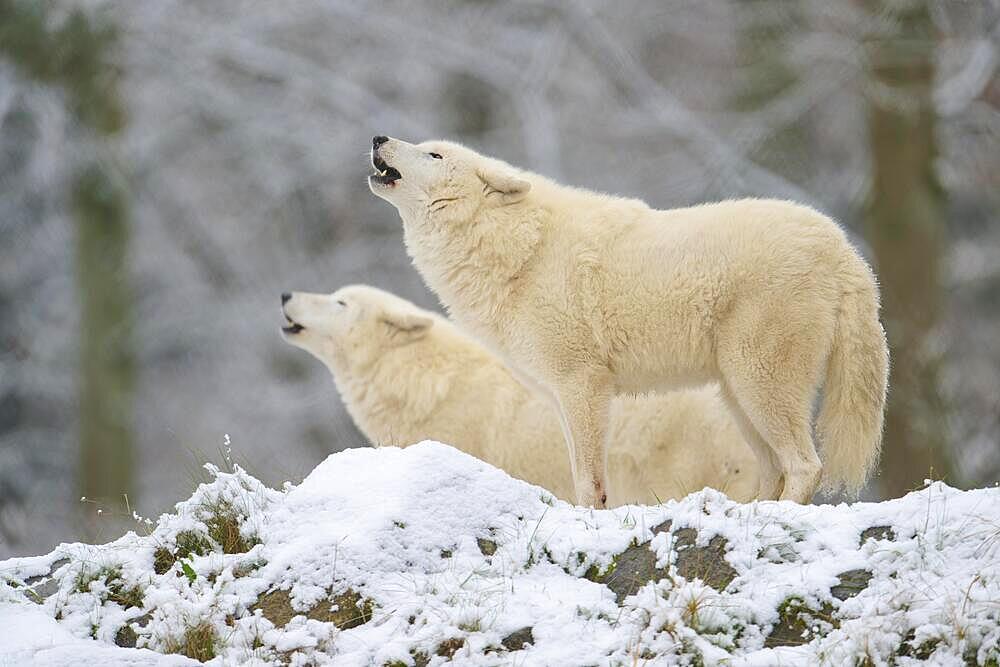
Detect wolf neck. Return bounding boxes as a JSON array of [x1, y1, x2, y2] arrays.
[[329, 342, 452, 444], [403, 204, 544, 328]]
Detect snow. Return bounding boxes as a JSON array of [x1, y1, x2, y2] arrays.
[[1, 441, 998, 666], [0, 600, 196, 666]]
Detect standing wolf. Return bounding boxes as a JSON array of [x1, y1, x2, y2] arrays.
[[368, 135, 889, 507]]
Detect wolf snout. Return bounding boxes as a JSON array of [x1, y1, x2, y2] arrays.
[[369, 137, 401, 186], [280, 293, 305, 335]]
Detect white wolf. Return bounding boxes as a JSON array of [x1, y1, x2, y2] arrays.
[[368, 136, 889, 507], [280, 284, 759, 505]]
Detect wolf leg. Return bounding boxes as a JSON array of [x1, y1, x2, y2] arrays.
[[554, 379, 613, 509]]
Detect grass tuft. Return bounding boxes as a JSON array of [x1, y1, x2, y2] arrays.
[[74, 565, 145, 609], [164, 620, 217, 662], [476, 537, 497, 557], [200, 500, 259, 554], [436, 637, 465, 658], [153, 530, 213, 574]]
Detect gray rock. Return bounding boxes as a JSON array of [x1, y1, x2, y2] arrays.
[[675, 534, 738, 592], [860, 525, 896, 545], [591, 522, 736, 604], [598, 540, 667, 604], [500, 626, 534, 651], [831, 569, 873, 601], [115, 624, 138, 648]]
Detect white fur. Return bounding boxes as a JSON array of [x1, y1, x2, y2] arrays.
[[369, 138, 889, 507], [281, 285, 759, 505]]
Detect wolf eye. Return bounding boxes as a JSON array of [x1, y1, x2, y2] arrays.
[[336, 299, 346, 306], [428, 152, 443, 159]]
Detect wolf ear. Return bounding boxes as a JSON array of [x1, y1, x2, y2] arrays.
[[379, 310, 433, 340], [478, 164, 531, 205]]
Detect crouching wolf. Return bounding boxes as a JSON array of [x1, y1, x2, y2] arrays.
[[368, 136, 889, 507], [280, 285, 759, 505]]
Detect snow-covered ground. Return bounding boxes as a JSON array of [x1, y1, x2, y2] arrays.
[[1, 442, 998, 666]]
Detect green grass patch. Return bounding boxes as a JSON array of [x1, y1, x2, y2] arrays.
[[74, 565, 144, 609], [153, 530, 213, 574]]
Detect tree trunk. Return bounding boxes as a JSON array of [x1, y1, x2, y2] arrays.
[[74, 164, 134, 509], [863, 0, 953, 497]]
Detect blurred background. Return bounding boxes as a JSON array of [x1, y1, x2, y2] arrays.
[[1, 0, 998, 558]]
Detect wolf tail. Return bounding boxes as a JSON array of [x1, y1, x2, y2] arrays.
[[817, 255, 890, 495]]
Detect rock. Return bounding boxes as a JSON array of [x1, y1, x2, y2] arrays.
[[674, 533, 737, 592], [830, 569, 872, 601], [672, 527, 698, 549], [598, 540, 666, 604], [500, 626, 534, 651], [589, 524, 736, 604], [134, 613, 153, 628], [115, 624, 138, 648], [23, 557, 70, 603], [652, 520, 673, 536], [765, 597, 837, 648], [860, 525, 896, 545], [23, 557, 69, 587], [26, 577, 60, 603]]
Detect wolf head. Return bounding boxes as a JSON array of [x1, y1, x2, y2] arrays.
[[280, 285, 434, 372], [367, 136, 531, 224]]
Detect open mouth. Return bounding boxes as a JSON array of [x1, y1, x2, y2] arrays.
[[281, 310, 304, 335], [370, 152, 401, 186]]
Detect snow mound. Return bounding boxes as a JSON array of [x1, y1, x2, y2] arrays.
[[1, 442, 998, 666]]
